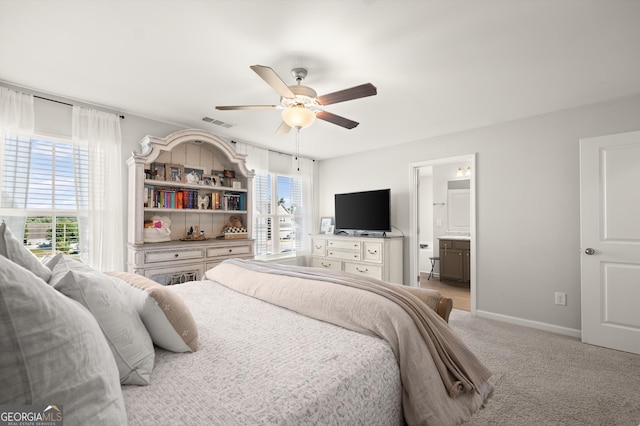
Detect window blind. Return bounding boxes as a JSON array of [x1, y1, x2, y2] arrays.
[[1, 135, 88, 211]]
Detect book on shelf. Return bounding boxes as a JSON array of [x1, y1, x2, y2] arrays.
[[145, 186, 246, 211]]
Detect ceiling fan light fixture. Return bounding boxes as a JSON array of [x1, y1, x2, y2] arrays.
[[282, 105, 316, 129]]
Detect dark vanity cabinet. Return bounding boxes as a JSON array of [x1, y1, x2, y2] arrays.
[[439, 239, 470, 283]]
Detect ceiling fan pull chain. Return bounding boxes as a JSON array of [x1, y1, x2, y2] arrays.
[[296, 128, 300, 171]]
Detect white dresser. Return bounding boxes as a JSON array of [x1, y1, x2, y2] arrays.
[[310, 234, 403, 284]]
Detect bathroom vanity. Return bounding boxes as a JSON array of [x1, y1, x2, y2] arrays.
[[438, 236, 470, 283]]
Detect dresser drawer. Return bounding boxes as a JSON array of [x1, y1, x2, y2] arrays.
[[327, 249, 361, 261], [344, 262, 382, 280], [311, 257, 342, 271], [145, 248, 204, 263], [327, 239, 361, 251], [363, 242, 382, 263], [207, 244, 252, 258], [311, 239, 326, 256]]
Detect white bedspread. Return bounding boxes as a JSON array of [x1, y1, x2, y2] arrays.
[[122, 279, 403, 425]]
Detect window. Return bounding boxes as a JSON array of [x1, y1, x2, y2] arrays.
[[1, 134, 88, 257], [254, 173, 304, 257]]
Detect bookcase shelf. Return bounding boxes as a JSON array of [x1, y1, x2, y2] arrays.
[[126, 129, 255, 284], [143, 179, 248, 192]]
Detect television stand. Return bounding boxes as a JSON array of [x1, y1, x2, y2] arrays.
[[310, 233, 403, 284]]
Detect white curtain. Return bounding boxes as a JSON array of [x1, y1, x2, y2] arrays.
[[235, 142, 269, 243], [72, 106, 123, 271], [234, 141, 269, 174], [0, 87, 35, 238], [293, 156, 316, 254]]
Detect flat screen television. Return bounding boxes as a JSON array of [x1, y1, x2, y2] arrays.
[[334, 188, 391, 233]]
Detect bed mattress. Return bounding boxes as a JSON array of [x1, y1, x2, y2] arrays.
[[122, 279, 404, 425]]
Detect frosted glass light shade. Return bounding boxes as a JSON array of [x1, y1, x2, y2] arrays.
[[282, 105, 316, 129]]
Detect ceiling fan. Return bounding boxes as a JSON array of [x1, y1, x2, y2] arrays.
[[215, 65, 377, 134]]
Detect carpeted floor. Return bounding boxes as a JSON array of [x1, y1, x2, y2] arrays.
[[448, 310, 640, 426]]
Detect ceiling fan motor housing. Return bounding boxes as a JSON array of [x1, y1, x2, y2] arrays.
[[282, 85, 318, 109]]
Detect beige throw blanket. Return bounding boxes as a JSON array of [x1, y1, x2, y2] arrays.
[[206, 259, 493, 426]]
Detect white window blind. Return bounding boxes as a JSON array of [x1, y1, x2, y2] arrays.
[[1, 134, 88, 254], [1, 135, 88, 210], [253, 173, 303, 256]]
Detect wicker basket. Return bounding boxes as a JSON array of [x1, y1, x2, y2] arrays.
[[224, 232, 248, 240]]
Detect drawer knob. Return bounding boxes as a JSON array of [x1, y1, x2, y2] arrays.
[[356, 267, 368, 273], [368, 250, 377, 254], [174, 253, 179, 258], [228, 249, 233, 253]]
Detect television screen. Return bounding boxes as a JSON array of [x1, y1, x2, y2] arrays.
[[334, 189, 391, 232]]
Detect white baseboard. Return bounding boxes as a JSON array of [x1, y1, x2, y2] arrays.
[[475, 310, 582, 338]]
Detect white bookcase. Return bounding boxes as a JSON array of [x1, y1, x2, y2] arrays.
[[126, 129, 255, 284]]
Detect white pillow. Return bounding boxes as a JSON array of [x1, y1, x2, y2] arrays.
[[0, 222, 51, 282], [50, 256, 155, 385], [0, 256, 127, 425], [107, 271, 199, 352]]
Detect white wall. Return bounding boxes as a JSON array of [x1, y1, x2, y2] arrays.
[[418, 172, 433, 244], [318, 94, 640, 332]]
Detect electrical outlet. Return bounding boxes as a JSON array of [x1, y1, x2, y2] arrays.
[[555, 292, 567, 306]]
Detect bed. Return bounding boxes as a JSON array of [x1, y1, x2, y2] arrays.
[[1, 220, 492, 426], [119, 259, 492, 426]]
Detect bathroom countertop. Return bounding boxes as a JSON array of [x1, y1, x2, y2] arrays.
[[437, 235, 471, 241]]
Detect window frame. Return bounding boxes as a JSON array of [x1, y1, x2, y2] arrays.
[[253, 172, 303, 259]]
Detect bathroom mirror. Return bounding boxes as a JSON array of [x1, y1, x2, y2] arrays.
[[447, 179, 470, 231]]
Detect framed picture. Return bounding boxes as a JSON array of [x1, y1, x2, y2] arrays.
[[319, 216, 334, 234], [202, 175, 217, 186], [325, 225, 335, 235], [184, 167, 205, 184], [232, 181, 242, 189], [166, 163, 184, 183], [149, 163, 165, 181]]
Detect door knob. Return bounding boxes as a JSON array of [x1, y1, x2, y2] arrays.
[[585, 248, 595, 255]]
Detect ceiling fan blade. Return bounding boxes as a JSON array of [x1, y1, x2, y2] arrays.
[[276, 121, 291, 135], [250, 65, 296, 99], [316, 111, 359, 129], [317, 83, 377, 106], [215, 105, 278, 110]]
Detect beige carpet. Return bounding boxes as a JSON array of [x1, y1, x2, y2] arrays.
[[448, 310, 640, 426]]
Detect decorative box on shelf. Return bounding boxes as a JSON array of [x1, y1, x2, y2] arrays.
[[222, 226, 248, 239]]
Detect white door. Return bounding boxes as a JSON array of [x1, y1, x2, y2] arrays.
[[580, 130, 640, 354]]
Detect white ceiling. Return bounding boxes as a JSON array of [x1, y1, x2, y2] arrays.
[[2, 0, 639, 160]]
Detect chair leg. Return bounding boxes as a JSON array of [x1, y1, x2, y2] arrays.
[[428, 258, 434, 280]]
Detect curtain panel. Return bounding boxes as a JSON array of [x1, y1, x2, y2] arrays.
[[0, 87, 35, 239], [72, 106, 124, 271]]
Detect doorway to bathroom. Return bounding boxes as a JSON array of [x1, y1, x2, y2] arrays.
[[409, 154, 476, 313]]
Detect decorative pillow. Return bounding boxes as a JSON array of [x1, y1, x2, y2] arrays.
[[107, 271, 198, 352], [0, 256, 127, 425], [50, 256, 155, 385], [42, 252, 64, 271], [0, 222, 51, 282]]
